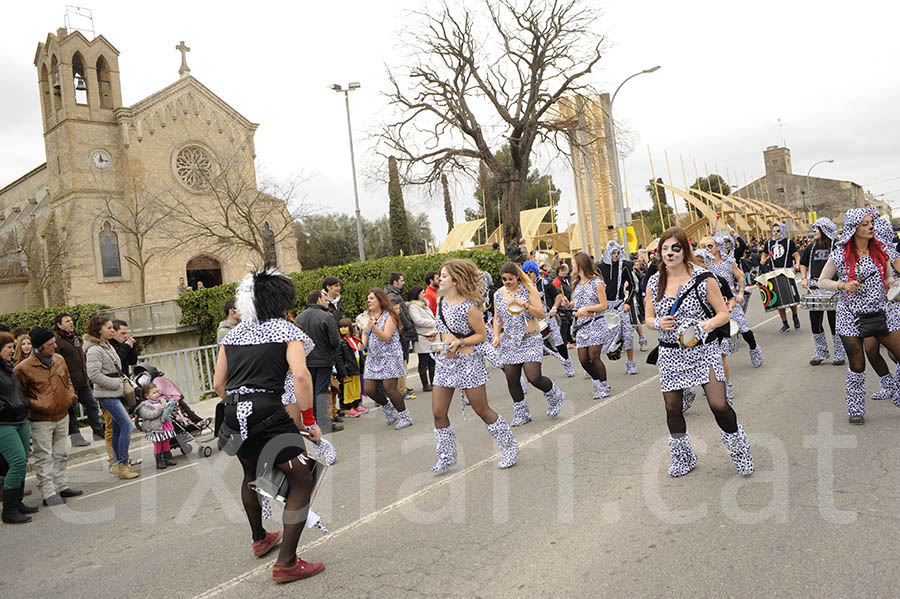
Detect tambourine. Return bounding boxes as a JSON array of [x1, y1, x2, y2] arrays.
[[507, 302, 526, 316], [678, 323, 702, 348], [355, 312, 370, 331], [429, 341, 448, 353], [604, 311, 621, 331]]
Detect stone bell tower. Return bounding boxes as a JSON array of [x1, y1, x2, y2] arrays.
[[34, 27, 124, 201]]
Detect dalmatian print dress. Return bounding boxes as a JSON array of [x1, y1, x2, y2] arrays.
[[494, 285, 544, 364], [648, 268, 727, 392], [705, 257, 750, 355], [830, 246, 900, 336], [536, 280, 564, 347], [433, 297, 491, 389], [572, 277, 612, 349], [364, 311, 407, 380]]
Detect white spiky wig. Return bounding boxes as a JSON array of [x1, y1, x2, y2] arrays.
[[234, 266, 295, 324]]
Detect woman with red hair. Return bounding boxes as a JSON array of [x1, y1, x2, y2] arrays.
[[817, 208, 900, 424]]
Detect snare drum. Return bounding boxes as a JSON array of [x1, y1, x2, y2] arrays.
[[888, 284, 900, 303], [757, 268, 801, 312], [604, 311, 621, 331], [800, 290, 839, 311], [538, 319, 551, 339]]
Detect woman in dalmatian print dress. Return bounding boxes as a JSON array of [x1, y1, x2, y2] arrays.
[[864, 216, 900, 402], [571, 252, 613, 399], [492, 262, 566, 427], [521, 260, 576, 377], [431, 258, 519, 474], [214, 267, 325, 583], [644, 227, 754, 478], [361, 289, 413, 429], [817, 208, 900, 424]]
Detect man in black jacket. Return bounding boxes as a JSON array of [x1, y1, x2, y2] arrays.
[[323, 276, 344, 325], [55, 313, 104, 445], [110, 320, 138, 376], [296, 290, 343, 433]]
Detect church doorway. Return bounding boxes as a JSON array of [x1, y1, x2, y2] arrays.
[[186, 255, 222, 290]]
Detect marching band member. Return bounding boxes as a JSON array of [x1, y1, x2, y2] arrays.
[[798, 218, 845, 366], [431, 259, 519, 473], [521, 260, 576, 377], [862, 217, 900, 401], [493, 262, 566, 426], [762, 221, 802, 333], [644, 227, 754, 478], [571, 252, 613, 399], [816, 209, 900, 424], [599, 241, 639, 375], [361, 289, 413, 430]]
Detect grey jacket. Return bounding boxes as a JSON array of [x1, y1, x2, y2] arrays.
[[217, 319, 238, 343], [83, 335, 125, 398], [136, 399, 167, 433]]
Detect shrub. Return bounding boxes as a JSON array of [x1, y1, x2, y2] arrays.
[[0, 304, 110, 336], [177, 250, 507, 344]]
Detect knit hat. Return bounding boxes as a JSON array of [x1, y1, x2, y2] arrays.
[[29, 327, 55, 351]]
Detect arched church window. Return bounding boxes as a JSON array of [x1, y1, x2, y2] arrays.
[[40, 64, 51, 121], [175, 145, 213, 189], [262, 222, 277, 266], [50, 55, 61, 112], [99, 221, 122, 278], [96, 56, 112, 109], [72, 52, 88, 105]]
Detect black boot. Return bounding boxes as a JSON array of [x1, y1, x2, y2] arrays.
[[419, 369, 433, 392], [2, 489, 31, 524], [154, 453, 167, 470], [162, 451, 177, 467], [16, 485, 38, 515]]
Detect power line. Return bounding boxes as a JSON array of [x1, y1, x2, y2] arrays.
[[863, 175, 900, 186]]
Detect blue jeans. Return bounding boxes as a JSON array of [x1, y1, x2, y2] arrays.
[[99, 398, 132, 464]]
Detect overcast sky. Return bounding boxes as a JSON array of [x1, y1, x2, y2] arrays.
[[2, 1, 898, 244]]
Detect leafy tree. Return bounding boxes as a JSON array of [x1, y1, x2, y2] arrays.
[[442, 174, 454, 233], [388, 157, 411, 255], [633, 178, 674, 236], [690, 174, 731, 198]]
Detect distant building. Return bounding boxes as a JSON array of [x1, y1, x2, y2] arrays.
[[734, 146, 865, 225]]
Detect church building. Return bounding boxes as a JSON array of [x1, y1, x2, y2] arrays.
[[0, 27, 300, 311]]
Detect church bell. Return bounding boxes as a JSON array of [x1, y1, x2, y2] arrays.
[[75, 75, 87, 91], [52, 66, 61, 89]]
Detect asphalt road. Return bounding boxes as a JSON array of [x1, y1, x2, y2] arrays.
[[4, 297, 900, 599]]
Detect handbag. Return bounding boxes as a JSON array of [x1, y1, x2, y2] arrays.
[[855, 310, 889, 338], [113, 361, 137, 410]]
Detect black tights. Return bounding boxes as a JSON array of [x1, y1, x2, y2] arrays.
[[577, 345, 607, 381], [863, 337, 899, 377], [841, 331, 900, 375], [543, 338, 569, 360], [363, 377, 406, 412], [503, 362, 552, 402], [662, 368, 737, 435], [741, 330, 757, 350], [238, 451, 314, 567], [809, 310, 837, 335], [417, 353, 435, 385]]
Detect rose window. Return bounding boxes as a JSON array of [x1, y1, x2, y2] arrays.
[[175, 146, 213, 188]]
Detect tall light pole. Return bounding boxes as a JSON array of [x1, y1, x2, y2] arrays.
[[331, 82, 366, 261], [606, 66, 660, 246], [806, 159, 834, 218]]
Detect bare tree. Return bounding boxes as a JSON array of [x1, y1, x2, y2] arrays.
[[380, 0, 604, 248], [96, 163, 178, 303]]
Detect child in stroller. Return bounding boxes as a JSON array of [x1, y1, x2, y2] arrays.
[[133, 365, 213, 456]]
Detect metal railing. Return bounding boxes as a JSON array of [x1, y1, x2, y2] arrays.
[[97, 300, 196, 337], [136, 344, 219, 402]]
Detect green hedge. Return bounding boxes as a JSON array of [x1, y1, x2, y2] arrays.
[[178, 250, 507, 344], [0, 304, 110, 336]]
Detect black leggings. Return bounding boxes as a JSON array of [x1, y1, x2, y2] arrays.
[[662, 367, 737, 435], [577, 345, 607, 382], [503, 362, 552, 402], [741, 330, 757, 350], [842, 331, 900, 374], [417, 352, 435, 381], [544, 338, 569, 360], [809, 310, 837, 335]]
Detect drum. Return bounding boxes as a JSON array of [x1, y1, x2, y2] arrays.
[[800, 290, 839, 311], [604, 311, 621, 330], [538, 319, 551, 339], [507, 302, 525, 316], [757, 268, 801, 312]]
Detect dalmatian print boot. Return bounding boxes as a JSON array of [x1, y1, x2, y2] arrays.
[[638, 333, 648, 350], [487, 416, 519, 469], [591, 379, 611, 399], [721, 424, 754, 476], [749, 345, 764, 368], [846, 370, 866, 423], [871, 375, 895, 401], [381, 401, 398, 426], [394, 409, 413, 430], [563, 358, 576, 377], [832, 334, 846, 365], [431, 426, 458, 474], [312, 438, 337, 465], [809, 333, 830, 366], [510, 399, 532, 427], [667, 433, 697, 478], [544, 382, 566, 419], [682, 387, 695, 413], [625, 360, 639, 375]]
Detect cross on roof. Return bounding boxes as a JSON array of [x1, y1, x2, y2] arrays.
[[176, 41, 191, 78]]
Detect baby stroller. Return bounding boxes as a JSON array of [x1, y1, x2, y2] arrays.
[[133, 364, 215, 458]]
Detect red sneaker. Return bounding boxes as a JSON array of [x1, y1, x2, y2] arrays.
[[272, 558, 325, 583], [252, 531, 281, 558]]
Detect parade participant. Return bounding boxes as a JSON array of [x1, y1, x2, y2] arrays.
[[522, 260, 575, 376], [553, 264, 575, 345], [571, 252, 612, 399], [762, 221, 802, 333], [431, 259, 519, 474], [598, 241, 639, 374], [816, 209, 900, 424], [214, 267, 325, 583], [723, 228, 752, 313], [860, 216, 900, 401], [799, 218, 845, 366], [644, 227, 754, 477], [360, 289, 413, 429], [492, 262, 566, 426]]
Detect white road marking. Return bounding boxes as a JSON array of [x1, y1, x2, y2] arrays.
[[70, 463, 199, 501], [190, 312, 781, 598]]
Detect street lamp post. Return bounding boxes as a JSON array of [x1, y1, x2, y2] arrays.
[[606, 66, 660, 247], [331, 82, 366, 262], [805, 159, 834, 219]]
